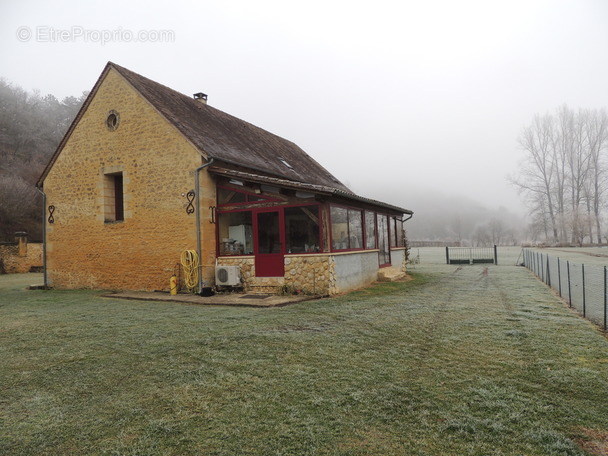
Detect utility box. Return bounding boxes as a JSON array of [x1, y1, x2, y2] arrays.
[[215, 265, 241, 287]]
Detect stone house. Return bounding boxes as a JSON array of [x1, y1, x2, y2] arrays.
[[37, 62, 413, 295]]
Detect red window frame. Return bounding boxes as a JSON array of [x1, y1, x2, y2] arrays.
[[364, 210, 377, 250], [330, 205, 366, 252], [390, 217, 405, 248], [216, 203, 323, 257], [331, 204, 395, 253]]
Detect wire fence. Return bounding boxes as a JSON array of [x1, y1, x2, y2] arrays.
[[522, 248, 608, 331]]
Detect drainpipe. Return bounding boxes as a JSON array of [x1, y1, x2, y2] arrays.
[[194, 157, 214, 293], [35, 184, 48, 288]]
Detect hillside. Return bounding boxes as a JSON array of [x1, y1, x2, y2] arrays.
[[0, 78, 86, 241]]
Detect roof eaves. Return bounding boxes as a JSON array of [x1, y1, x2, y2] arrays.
[[208, 167, 413, 214], [331, 189, 414, 215]]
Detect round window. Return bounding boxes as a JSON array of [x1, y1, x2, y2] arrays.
[[106, 110, 120, 131]]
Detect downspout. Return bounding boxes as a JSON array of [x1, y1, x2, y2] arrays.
[[194, 157, 214, 294], [35, 184, 48, 288]]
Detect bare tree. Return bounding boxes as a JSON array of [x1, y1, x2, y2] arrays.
[[584, 108, 608, 243], [513, 105, 608, 245], [0, 78, 87, 241], [511, 113, 560, 242]]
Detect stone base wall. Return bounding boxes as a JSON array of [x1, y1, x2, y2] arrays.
[[333, 251, 379, 294], [0, 243, 43, 274], [217, 254, 334, 295], [284, 254, 333, 295], [217, 251, 392, 296]]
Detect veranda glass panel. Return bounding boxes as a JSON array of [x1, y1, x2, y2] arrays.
[[218, 211, 253, 255], [365, 211, 376, 249], [348, 209, 363, 249], [396, 219, 404, 247], [378, 214, 390, 265], [331, 206, 349, 250], [285, 206, 320, 253], [391, 217, 398, 247]]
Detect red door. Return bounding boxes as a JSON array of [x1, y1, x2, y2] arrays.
[[255, 210, 285, 277]]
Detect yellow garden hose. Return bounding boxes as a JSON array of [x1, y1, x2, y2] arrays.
[[180, 250, 199, 293]]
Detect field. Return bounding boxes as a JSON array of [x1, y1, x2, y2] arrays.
[[538, 247, 608, 267], [2, 259, 608, 455]]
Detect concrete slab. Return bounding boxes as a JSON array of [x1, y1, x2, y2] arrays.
[[102, 290, 323, 307]]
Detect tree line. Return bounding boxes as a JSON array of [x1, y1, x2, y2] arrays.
[[512, 105, 608, 245], [0, 78, 87, 241], [403, 187, 524, 247]]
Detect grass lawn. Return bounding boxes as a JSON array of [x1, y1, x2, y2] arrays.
[[1, 265, 608, 455]]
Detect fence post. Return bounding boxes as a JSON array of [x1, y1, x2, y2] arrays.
[[604, 266, 608, 331], [494, 245, 498, 265], [541, 253, 545, 283], [557, 257, 562, 297], [582, 263, 586, 317], [546, 255, 551, 288], [445, 246, 449, 265], [567, 261, 572, 307]]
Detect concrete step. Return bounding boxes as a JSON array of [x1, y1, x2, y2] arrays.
[[248, 277, 285, 295], [248, 285, 283, 295], [378, 267, 407, 282]]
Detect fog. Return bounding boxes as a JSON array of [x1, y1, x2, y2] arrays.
[[2, 0, 608, 236]]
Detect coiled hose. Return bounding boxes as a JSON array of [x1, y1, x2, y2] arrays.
[[180, 250, 199, 293]]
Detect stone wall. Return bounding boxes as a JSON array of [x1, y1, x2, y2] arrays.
[[217, 251, 391, 296], [43, 67, 217, 291], [218, 254, 334, 295], [0, 241, 43, 274], [284, 254, 333, 295]]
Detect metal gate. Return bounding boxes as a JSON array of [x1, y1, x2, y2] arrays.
[[446, 246, 497, 265]]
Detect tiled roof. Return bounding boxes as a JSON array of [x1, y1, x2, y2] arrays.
[[110, 63, 350, 191], [38, 62, 412, 216]]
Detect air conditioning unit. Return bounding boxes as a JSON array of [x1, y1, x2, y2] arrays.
[[215, 265, 241, 287]]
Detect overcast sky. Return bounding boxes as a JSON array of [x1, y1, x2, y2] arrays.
[[2, 0, 608, 217]]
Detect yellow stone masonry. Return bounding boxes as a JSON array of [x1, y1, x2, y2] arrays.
[[0, 243, 43, 274], [284, 254, 334, 295], [43, 68, 217, 291]]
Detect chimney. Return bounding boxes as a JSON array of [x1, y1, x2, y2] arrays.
[[15, 231, 28, 257], [193, 92, 208, 104]]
